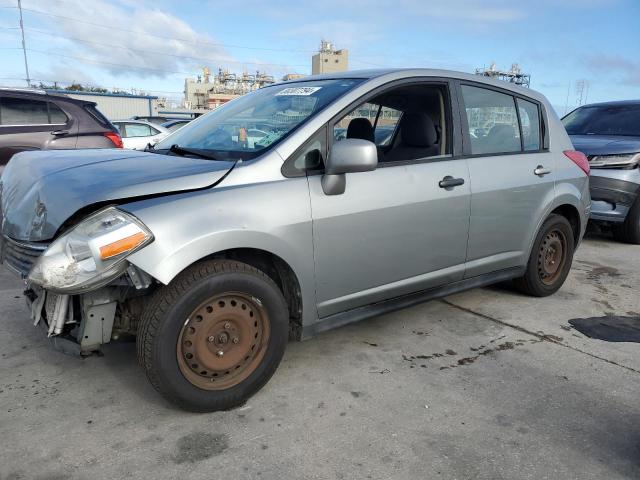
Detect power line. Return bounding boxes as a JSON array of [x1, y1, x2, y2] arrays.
[[15, 6, 315, 54]]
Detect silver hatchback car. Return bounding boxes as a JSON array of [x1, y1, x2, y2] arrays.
[[0, 69, 590, 411]]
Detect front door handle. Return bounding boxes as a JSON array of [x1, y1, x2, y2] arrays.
[[439, 176, 465, 189], [534, 165, 552, 176], [51, 130, 69, 136]]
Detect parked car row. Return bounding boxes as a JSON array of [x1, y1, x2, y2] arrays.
[[0, 69, 592, 411]]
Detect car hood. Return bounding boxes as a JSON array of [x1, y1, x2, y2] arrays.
[[569, 135, 640, 156], [1, 149, 235, 241]]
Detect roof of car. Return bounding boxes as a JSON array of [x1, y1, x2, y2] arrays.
[[0, 87, 99, 105], [279, 68, 542, 99], [574, 99, 640, 108]]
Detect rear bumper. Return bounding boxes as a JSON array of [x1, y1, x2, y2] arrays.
[[589, 172, 640, 223]]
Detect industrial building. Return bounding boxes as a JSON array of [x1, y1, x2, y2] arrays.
[[45, 90, 159, 120], [181, 40, 347, 112], [312, 40, 349, 75], [475, 62, 531, 88], [282, 73, 306, 82], [184, 67, 275, 110]]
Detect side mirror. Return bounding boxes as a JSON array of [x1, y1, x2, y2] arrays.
[[322, 138, 378, 195]]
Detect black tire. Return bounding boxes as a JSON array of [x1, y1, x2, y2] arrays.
[[613, 197, 640, 244], [514, 214, 575, 297], [137, 259, 289, 412]]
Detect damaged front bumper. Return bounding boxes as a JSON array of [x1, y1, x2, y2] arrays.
[[26, 285, 119, 355], [2, 232, 154, 355]]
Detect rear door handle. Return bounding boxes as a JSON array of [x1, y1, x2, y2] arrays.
[[534, 165, 552, 176], [51, 130, 69, 136], [439, 176, 465, 189]]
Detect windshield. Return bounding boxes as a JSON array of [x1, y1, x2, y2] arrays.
[[155, 79, 364, 159], [562, 104, 640, 136]]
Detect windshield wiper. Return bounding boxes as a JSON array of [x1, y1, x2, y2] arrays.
[[169, 144, 219, 161]]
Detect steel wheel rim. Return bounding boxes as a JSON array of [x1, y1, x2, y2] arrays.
[[177, 292, 270, 390], [537, 229, 567, 285]]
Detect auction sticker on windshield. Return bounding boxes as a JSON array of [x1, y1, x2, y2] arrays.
[[276, 87, 322, 96]]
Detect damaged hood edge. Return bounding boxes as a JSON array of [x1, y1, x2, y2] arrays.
[[1, 149, 236, 241]]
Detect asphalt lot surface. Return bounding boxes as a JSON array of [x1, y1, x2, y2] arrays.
[[1, 232, 639, 480]]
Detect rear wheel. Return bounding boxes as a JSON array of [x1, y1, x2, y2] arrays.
[[137, 260, 288, 412], [613, 197, 640, 244], [514, 214, 575, 297]]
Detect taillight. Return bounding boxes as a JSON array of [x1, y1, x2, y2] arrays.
[[563, 150, 589, 176], [104, 131, 123, 148]]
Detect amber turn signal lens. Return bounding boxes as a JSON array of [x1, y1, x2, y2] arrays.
[[99, 231, 148, 259]]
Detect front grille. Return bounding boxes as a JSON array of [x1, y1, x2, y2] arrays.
[[1, 235, 49, 278]]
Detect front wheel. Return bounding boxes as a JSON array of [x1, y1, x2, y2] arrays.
[[137, 260, 289, 412], [514, 214, 575, 297]]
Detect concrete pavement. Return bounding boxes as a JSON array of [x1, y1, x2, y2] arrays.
[[1, 233, 638, 480]]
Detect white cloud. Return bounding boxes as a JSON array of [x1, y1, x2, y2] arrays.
[[22, 0, 235, 78]]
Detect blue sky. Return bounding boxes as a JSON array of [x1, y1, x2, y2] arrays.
[[0, 0, 638, 114]]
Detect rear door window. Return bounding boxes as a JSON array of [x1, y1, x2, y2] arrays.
[[0, 97, 49, 125], [517, 98, 541, 151], [461, 85, 521, 155]]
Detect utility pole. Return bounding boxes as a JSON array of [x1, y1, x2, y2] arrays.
[[17, 0, 31, 87]]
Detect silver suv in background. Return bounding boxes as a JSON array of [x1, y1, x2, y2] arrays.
[[0, 69, 590, 411]]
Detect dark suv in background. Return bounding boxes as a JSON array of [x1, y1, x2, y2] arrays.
[[563, 100, 640, 244], [0, 88, 122, 166]]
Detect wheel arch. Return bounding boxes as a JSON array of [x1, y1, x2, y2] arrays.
[[204, 248, 304, 340], [550, 203, 582, 246], [130, 238, 310, 341]]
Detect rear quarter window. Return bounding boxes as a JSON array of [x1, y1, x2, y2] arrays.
[[83, 104, 114, 129], [517, 98, 541, 151]]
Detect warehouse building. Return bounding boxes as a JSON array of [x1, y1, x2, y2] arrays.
[[45, 90, 159, 120]]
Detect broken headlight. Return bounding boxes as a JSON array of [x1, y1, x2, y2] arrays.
[[589, 153, 640, 169], [28, 207, 153, 293]]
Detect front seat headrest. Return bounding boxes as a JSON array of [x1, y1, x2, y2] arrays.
[[401, 113, 437, 147], [347, 118, 375, 143]]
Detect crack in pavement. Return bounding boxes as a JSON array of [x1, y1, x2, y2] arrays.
[[440, 298, 640, 375]]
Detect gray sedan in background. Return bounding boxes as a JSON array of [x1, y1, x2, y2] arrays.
[[0, 69, 590, 412]]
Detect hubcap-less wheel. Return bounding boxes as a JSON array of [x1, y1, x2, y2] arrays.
[[537, 229, 567, 285], [177, 293, 270, 390]]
